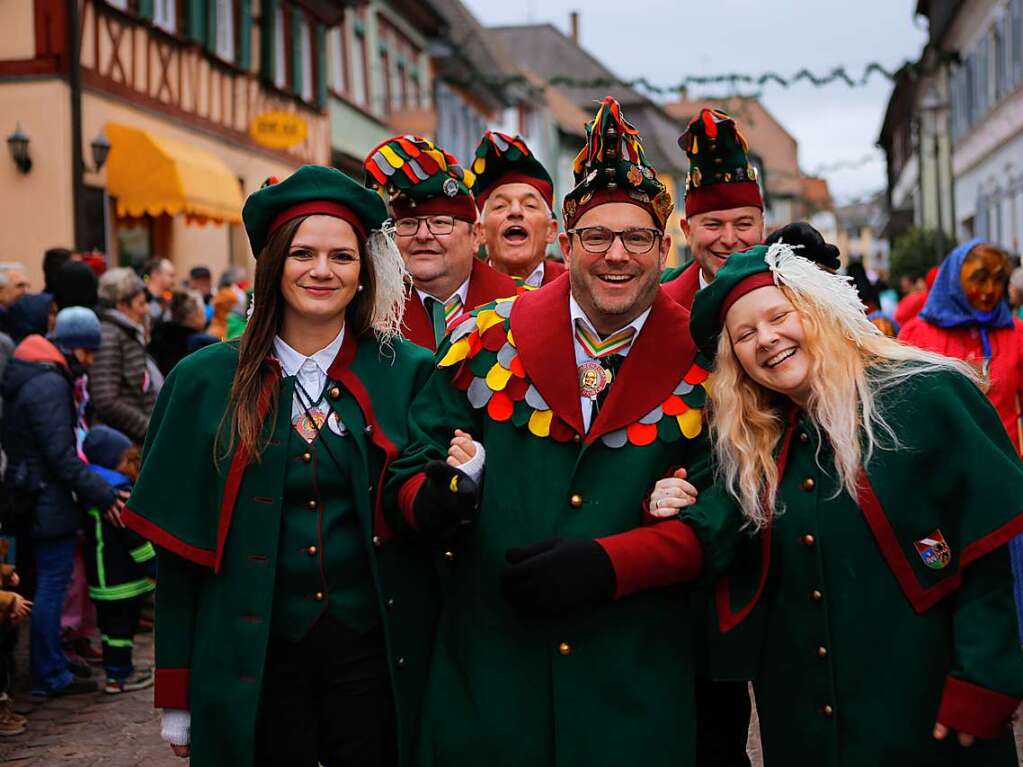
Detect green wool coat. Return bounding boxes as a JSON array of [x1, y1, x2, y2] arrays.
[[124, 335, 438, 767], [387, 280, 725, 767], [696, 368, 1023, 766]]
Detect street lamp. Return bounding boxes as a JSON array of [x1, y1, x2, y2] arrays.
[[919, 85, 950, 263], [6, 123, 31, 174], [89, 129, 111, 172]]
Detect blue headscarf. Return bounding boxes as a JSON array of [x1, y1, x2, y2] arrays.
[[919, 238, 1013, 361]]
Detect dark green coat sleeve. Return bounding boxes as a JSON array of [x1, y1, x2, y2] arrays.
[[153, 548, 203, 710]]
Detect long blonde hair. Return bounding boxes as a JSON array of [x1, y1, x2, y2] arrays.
[[710, 246, 979, 529]]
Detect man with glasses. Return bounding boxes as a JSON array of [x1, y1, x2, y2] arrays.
[[363, 135, 517, 351], [468, 131, 565, 288], [388, 98, 724, 766], [661, 109, 765, 314]]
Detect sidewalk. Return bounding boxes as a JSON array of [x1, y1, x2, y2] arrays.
[[0, 628, 175, 766]]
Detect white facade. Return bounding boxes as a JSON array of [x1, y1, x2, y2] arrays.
[[948, 0, 1023, 252]]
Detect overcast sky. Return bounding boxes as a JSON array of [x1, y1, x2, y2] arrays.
[[463, 0, 929, 205]]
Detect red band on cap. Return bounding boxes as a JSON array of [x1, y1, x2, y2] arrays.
[[720, 271, 776, 322], [268, 201, 368, 241], [684, 180, 763, 219], [391, 194, 477, 223], [567, 188, 663, 230], [476, 172, 554, 211]]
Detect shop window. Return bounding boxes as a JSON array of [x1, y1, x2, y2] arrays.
[[116, 218, 153, 269], [215, 0, 234, 61], [153, 0, 176, 33], [82, 187, 109, 255]]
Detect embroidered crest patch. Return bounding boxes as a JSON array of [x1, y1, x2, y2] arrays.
[[913, 529, 951, 570]]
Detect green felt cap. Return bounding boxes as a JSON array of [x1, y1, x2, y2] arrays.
[[242, 165, 388, 257]]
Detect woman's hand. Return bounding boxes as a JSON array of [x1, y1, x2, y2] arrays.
[[9, 594, 31, 624], [933, 722, 975, 747], [648, 468, 699, 518], [170, 745, 190, 758], [447, 429, 477, 467], [105, 490, 131, 528]]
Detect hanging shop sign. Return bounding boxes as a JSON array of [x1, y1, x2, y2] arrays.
[[249, 111, 308, 150]]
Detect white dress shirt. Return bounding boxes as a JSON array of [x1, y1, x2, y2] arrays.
[[414, 276, 470, 309], [273, 326, 346, 427]]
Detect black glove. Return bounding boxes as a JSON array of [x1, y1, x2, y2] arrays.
[[765, 222, 841, 272], [411, 460, 479, 541], [500, 537, 615, 618]]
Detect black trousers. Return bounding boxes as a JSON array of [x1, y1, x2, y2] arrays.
[[94, 596, 142, 675], [254, 616, 397, 767], [695, 677, 752, 767]]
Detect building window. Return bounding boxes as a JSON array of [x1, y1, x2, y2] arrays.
[[215, 0, 234, 61], [994, 22, 1007, 101], [380, 44, 392, 115], [274, 5, 287, 89], [153, 0, 175, 32], [298, 14, 313, 102], [330, 26, 347, 94], [1014, 0, 1023, 85], [352, 22, 368, 107]]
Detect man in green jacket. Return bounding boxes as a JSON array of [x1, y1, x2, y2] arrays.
[[388, 97, 727, 767]]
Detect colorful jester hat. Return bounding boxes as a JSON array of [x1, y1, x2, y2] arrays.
[[679, 108, 763, 218], [469, 131, 555, 212], [562, 97, 674, 230], [363, 135, 477, 222]]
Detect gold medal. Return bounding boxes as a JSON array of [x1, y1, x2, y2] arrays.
[[578, 361, 612, 399]]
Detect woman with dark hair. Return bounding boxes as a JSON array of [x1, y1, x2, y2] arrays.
[[123, 166, 438, 767], [147, 289, 217, 376]]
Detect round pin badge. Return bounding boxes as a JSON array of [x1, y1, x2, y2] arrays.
[[577, 361, 612, 399], [443, 177, 459, 197]]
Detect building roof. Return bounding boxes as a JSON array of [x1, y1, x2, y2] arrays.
[[490, 23, 685, 173], [800, 176, 833, 213], [521, 69, 589, 139]]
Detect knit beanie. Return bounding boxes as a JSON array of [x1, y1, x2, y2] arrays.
[[83, 425, 132, 470], [53, 306, 102, 351]]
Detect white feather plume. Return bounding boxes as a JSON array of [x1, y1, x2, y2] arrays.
[[366, 220, 411, 346]]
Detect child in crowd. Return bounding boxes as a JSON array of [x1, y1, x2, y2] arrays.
[[0, 538, 31, 736], [81, 426, 155, 694]]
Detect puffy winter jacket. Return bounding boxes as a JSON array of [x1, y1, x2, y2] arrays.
[[1, 335, 115, 539], [89, 308, 159, 444]]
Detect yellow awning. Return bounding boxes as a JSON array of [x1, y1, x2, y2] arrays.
[[105, 122, 244, 225]]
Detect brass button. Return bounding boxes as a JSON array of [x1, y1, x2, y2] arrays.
[[372, 535, 381, 547], [307, 499, 317, 510], [802, 478, 815, 492], [396, 656, 406, 668], [386, 598, 395, 610], [817, 645, 828, 658], [364, 424, 374, 435], [314, 592, 324, 602], [811, 589, 823, 602], [302, 452, 312, 463], [822, 704, 834, 718], [558, 642, 571, 656], [802, 534, 815, 546], [798, 432, 809, 444], [569, 494, 583, 509], [443, 550, 455, 561], [329, 386, 341, 400], [307, 545, 318, 556], [572, 433, 581, 444]]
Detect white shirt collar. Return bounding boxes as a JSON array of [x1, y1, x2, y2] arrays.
[[415, 276, 470, 307], [490, 260, 546, 288], [568, 294, 651, 359], [272, 325, 346, 378], [698, 266, 710, 291]]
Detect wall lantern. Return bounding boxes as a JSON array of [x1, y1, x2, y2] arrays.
[[6, 124, 31, 174], [90, 130, 111, 172]]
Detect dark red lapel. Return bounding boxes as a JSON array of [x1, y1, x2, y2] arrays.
[[541, 259, 567, 285], [663, 261, 701, 310], [401, 292, 436, 351], [466, 257, 520, 309], [509, 273, 585, 436], [586, 289, 697, 444]]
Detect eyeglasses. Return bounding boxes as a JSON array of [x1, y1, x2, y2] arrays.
[[394, 216, 456, 237], [567, 226, 662, 255]]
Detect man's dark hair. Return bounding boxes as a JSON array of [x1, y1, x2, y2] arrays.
[[43, 247, 73, 293]]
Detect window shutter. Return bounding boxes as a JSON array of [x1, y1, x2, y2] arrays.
[[260, 0, 276, 82], [238, 0, 253, 69], [137, 0, 154, 19], [315, 23, 326, 105], [185, 0, 205, 43], [290, 6, 303, 96], [206, 0, 217, 52]]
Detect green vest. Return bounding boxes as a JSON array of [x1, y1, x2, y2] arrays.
[[270, 387, 378, 641]]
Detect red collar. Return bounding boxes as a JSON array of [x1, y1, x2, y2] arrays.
[[662, 261, 701, 310], [510, 274, 698, 443]]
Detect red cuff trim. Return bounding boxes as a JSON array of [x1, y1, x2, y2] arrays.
[[154, 667, 190, 710], [123, 508, 215, 569], [597, 521, 704, 599], [936, 676, 1019, 739], [398, 473, 427, 531]]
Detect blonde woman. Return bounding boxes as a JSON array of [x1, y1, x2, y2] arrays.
[[649, 243, 1023, 765]]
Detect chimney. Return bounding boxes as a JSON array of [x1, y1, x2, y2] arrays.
[[570, 11, 579, 44]]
